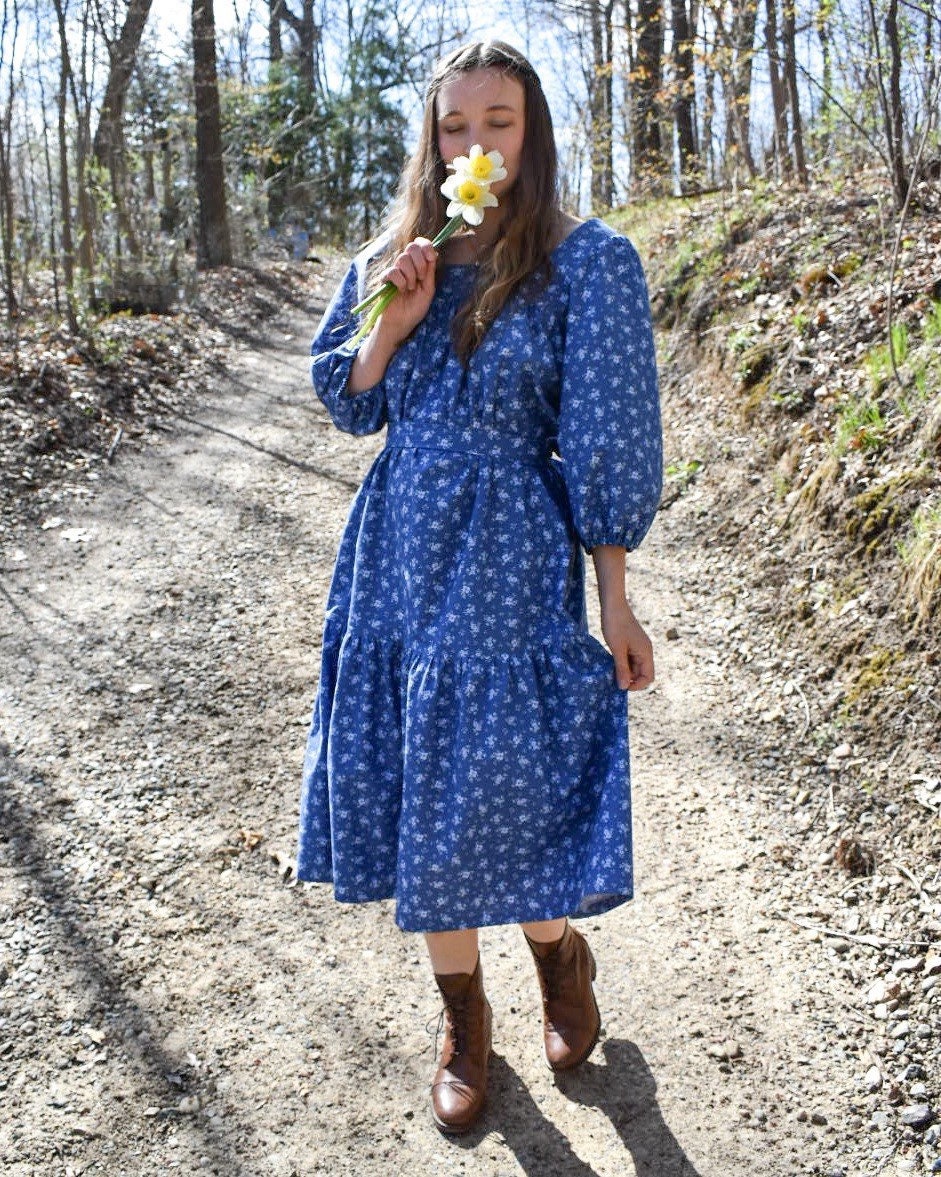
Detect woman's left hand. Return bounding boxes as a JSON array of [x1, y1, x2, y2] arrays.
[[600, 598, 655, 691]]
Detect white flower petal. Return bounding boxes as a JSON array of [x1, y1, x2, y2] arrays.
[[462, 205, 484, 225], [480, 191, 499, 208]]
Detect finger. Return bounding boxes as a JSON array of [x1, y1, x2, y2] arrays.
[[395, 253, 419, 290], [613, 653, 633, 690], [627, 651, 655, 690]]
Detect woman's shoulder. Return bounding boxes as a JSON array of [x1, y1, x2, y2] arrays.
[[551, 214, 634, 262]]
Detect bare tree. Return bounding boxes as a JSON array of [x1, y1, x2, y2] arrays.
[[764, 0, 790, 177], [192, 0, 231, 267], [632, 0, 666, 192], [0, 0, 19, 321], [588, 0, 615, 208], [672, 0, 699, 186], [781, 0, 807, 182]]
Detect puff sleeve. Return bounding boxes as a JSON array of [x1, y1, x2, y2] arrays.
[[309, 248, 388, 436], [556, 231, 663, 554]]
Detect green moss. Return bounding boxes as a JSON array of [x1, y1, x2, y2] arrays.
[[843, 647, 903, 708], [845, 469, 930, 546], [737, 341, 776, 389]]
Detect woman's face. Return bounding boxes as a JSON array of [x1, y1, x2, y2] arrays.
[[436, 68, 526, 202]]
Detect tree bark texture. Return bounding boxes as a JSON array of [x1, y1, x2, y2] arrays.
[[632, 0, 666, 192], [671, 0, 698, 185], [764, 0, 790, 177], [192, 0, 232, 267], [781, 0, 807, 183]]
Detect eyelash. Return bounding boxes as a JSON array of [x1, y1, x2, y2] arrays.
[[442, 123, 512, 133]]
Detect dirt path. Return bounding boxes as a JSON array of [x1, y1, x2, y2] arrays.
[[0, 281, 917, 1176]]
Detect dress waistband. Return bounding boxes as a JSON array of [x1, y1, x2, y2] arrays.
[[385, 419, 557, 467]]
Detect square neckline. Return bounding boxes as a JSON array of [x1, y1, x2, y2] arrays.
[[440, 217, 599, 269]]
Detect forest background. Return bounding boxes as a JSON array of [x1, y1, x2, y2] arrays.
[[0, 0, 939, 856], [0, 2, 940, 1173]]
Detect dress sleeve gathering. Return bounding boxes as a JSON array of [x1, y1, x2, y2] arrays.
[[556, 230, 663, 555], [310, 251, 388, 436]]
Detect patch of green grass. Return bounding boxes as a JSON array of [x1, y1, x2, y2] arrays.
[[833, 397, 887, 456], [922, 300, 941, 343], [665, 458, 704, 487], [899, 500, 941, 624]]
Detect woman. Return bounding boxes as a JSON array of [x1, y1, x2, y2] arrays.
[[296, 39, 662, 1134]]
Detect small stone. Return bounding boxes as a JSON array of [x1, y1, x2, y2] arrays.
[[915, 1024, 933, 1039], [890, 1020, 911, 1038], [665, 626, 680, 641], [901, 1063, 927, 1081], [924, 954, 941, 977], [898, 1103, 934, 1130], [864, 1065, 883, 1092], [796, 1109, 808, 1123], [867, 979, 888, 1004], [811, 1109, 828, 1126], [893, 956, 924, 974], [922, 976, 939, 994], [832, 742, 852, 758], [870, 1110, 891, 1130]]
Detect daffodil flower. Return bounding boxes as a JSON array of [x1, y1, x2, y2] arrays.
[[348, 145, 501, 345], [450, 145, 508, 186], [440, 173, 499, 226]]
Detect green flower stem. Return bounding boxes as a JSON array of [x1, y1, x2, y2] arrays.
[[349, 213, 469, 335]]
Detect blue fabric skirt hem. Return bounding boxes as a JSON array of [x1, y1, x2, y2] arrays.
[[296, 874, 633, 933]]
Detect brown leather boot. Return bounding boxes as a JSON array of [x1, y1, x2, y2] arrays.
[[524, 920, 601, 1071], [430, 956, 492, 1134]]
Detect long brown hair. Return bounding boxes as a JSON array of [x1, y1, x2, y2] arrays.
[[363, 40, 562, 365]]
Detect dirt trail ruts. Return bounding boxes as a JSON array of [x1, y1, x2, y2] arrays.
[[1, 278, 862, 1176]]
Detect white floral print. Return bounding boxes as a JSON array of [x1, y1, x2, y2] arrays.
[[296, 218, 662, 934]]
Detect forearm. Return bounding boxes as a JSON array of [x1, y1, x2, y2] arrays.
[[347, 321, 401, 393], [591, 543, 628, 606]]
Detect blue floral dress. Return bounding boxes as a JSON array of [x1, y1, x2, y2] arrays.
[[296, 217, 662, 934]]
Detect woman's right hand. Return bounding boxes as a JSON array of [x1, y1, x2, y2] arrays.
[[374, 238, 438, 345]]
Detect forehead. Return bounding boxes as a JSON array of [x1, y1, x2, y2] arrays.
[[436, 68, 525, 118]]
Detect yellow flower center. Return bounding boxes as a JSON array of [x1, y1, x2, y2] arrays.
[[456, 177, 485, 204], [468, 155, 493, 180]]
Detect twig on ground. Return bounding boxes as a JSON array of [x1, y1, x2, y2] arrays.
[[106, 426, 123, 463], [786, 678, 811, 739], [770, 909, 932, 950]]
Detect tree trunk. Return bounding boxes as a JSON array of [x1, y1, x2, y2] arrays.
[[671, 0, 698, 186], [815, 0, 833, 154], [281, 0, 319, 95], [764, 0, 790, 178], [192, 0, 232, 267], [92, 0, 153, 165], [36, 58, 61, 314], [885, 0, 906, 207], [268, 0, 283, 61], [0, 0, 19, 322], [589, 0, 615, 209], [51, 0, 80, 329], [782, 0, 807, 183], [731, 0, 758, 177], [632, 0, 665, 193]]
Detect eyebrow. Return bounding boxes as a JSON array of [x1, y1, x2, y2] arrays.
[[438, 104, 518, 118]]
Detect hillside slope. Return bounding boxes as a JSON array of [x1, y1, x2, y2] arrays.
[[616, 178, 939, 808]]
